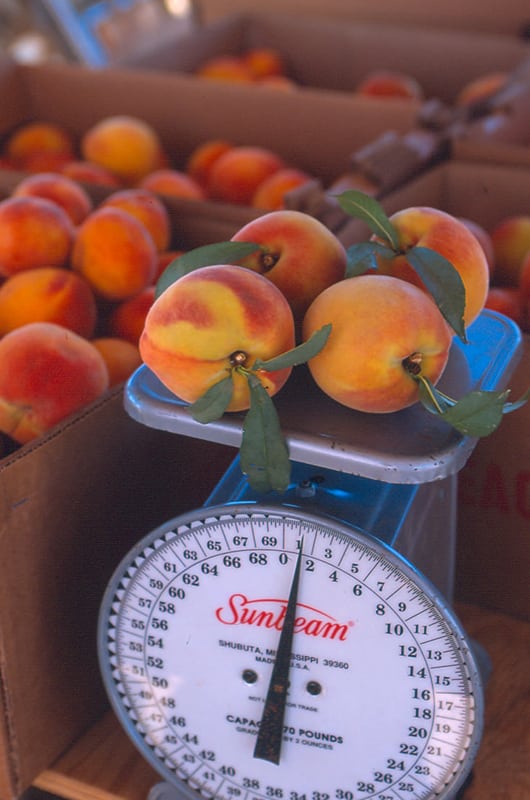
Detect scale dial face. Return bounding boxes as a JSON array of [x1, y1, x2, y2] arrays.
[[98, 504, 483, 800]]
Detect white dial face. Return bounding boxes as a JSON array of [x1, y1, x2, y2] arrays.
[[100, 506, 482, 800]]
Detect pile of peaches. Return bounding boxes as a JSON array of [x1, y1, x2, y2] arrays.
[[194, 45, 510, 109], [0, 115, 315, 211]]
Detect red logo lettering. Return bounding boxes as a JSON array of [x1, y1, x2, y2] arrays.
[[215, 593, 350, 641]]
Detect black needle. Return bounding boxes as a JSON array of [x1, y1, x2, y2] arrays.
[[253, 543, 304, 764]]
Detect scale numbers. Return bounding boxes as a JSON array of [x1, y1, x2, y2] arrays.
[[99, 505, 483, 800]]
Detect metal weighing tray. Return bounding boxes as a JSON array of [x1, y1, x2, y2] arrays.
[[124, 310, 523, 485]]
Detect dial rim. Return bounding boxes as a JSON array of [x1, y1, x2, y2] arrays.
[[98, 503, 484, 800]]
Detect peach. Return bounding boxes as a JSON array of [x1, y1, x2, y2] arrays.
[[243, 47, 285, 79], [61, 160, 122, 187], [484, 286, 524, 328], [106, 285, 155, 345], [207, 146, 285, 205], [186, 140, 233, 189], [251, 167, 314, 210], [355, 70, 424, 101], [140, 264, 295, 412], [197, 55, 255, 83], [71, 206, 157, 301], [372, 206, 489, 328], [5, 121, 76, 169], [0, 267, 97, 338], [231, 209, 348, 319], [81, 115, 161, 184], [459, 217, 495, 276], [490, 215, 530, 286], [139, 169, 205, 200], [0, 322, 109, 444], [0, 196, 74, 277], [101, 188, 171, 252], [455, 71, 508, 107], [302, 274, 452, 414], [92, 337, 142, 386], [13, 172, 93, 225]]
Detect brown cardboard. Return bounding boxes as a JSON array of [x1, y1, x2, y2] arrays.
[[196, 0, 530, 37], [0, 163, 255, 798], [0, 57, 418, 196], [337, 159, 530, 622], [119, 11, 530, 109]]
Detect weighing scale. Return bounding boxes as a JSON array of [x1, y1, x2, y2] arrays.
[[98, 310, 522, 800]]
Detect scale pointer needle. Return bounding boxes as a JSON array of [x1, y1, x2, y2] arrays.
[[253, 543, 304, 765]]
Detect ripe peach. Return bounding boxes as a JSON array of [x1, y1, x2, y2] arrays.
[[13, 172, 93, 225], [106, 285, 155, 345], [303, 274, 452, 414], [243, 47, 285, 79], [196, 55, 255, 82], [5, 121, 76, 169], [455, 71, 508, 107], [355, 70, 424, 101], [139, 169, 206, 200], [71, 206, 157, 301], [101, 188, 171, 252], [231, 210, 348, 319], [0, 267, 97, 338], [484, 286, 524, 328], [458, 217, 495, 276], [140, 264, 295, 412], [61, 160, 122, 187], [372, 206, 489, 327], [92, 337, 142, 386], [208, 146, 285, 205], [0, 196, 74, 278], [81, 115, 161, 184], [0, 322, 109, 444], [490, 214, 530, 286], [186, 140, 234, 189], [251, 167, 314, 211]]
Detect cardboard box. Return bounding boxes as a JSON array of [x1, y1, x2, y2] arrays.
[[119, 10, 530, 110], [195, 0, 530, 37], [337, 158, 530, 622], [0, 196, 256, 798], [0, 56, 418, 204]]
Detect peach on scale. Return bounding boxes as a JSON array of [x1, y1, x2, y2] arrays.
[[140, 264, 295, 413], [0, 322, 109, 444], [371, 206, 489, 327], [303, 274, 452, 414], [230, 209, 348, 320]]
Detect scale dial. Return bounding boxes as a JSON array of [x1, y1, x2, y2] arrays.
[[98, 504, 483, 800]]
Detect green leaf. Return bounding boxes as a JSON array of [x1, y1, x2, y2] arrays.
[[334, 190, 399, 250], [155, 241, 262, 298], [345, 241, 395, 277], [240, 372, 290, 493], [190, 375, 233, 423], [406, 246, 467, 342], [253, 324, 332, 371], [417, 378, 453, 415], [437, 389, 511, 437], [502, 387, 530, 414]]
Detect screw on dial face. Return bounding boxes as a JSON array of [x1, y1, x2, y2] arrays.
[[253, 542, 304, 764]]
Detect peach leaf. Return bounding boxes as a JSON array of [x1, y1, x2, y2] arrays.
[[190, 374, 234, 424]]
